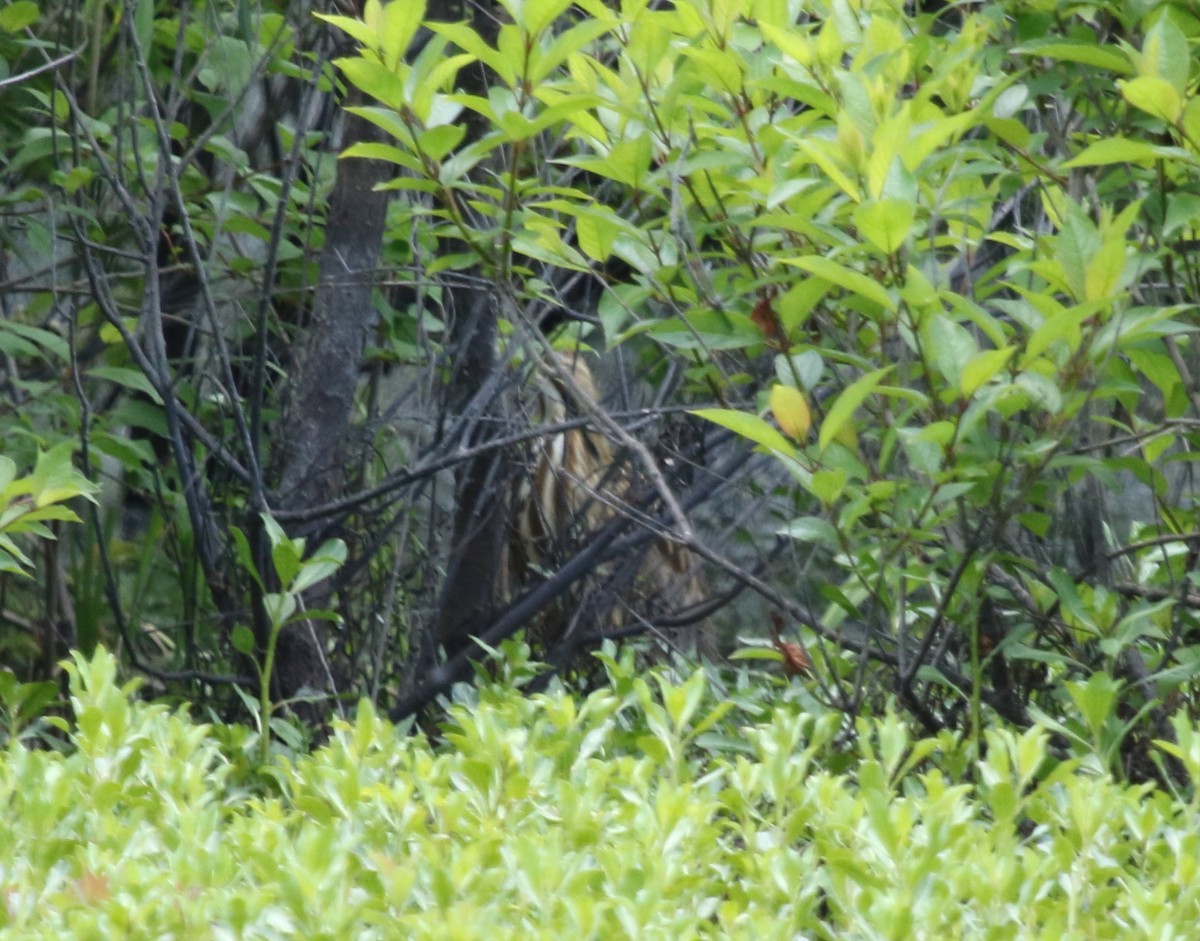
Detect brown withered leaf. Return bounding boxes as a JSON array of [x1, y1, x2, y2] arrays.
[[750, 294, 789, 352], [769, 611, 812, 678]]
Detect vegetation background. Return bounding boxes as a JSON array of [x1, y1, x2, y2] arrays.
[[4, 0, 1200, 926], [5, 0, 1200, 933]]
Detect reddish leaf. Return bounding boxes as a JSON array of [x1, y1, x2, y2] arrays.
[[751, 293, 789, 352], [769, 611, 812, 677]]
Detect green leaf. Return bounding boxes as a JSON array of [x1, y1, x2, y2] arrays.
[[0, 320, 69, 361], [853, 198, 915, 255], [1024, 304, 1092, 361], [29, 442, 97, 508], [1055, 202, 1098, 302], [341, 141, 423, 174], [0, 534, 33, 575], [760, 22, 814, 68], [0, 457, 15, 495], [523, 0, 575, 38], [263, 592, 297, 627], [819, 367, 891, 453], [638, 310, 762, 351], [960, 347, 1015, 397], [781, 256, 895, 313], [531, 18, 612, 84], [775, 350, 824, 390], [417, 123, 466, 160], [776, 281, 829, 334], [337, 57, 409, 111], [291, 539, 348, 594], [659, 670, 706, 733], [1184, 98, 1200, 156], [691, 408, 796, 457], [777, 516, 838, 545], [230, 526, 264, 593], [808, 467, 848, 505], [380, 0, 426, 70], [1061, 137, 1163, 168], [985, 116, 1031, 149], [1139, 13, 1189, 94], [0, 1, 38, 32], [795, 138, 862, 202], [1164, 192, 1200, 237], [561, 134, 653, 189], [686, 700, 735, 741], [1012, 40, 1133, 75], [88, 366, 164, 406], [231, 624, 256, 655], [729, 647, 785, 662], [133, 0, 154, 52], [921, 314, 977, 388], [575, 212, 615, 262], [314, 13, 380, 51], [262, 514, 303, 588], [429, 21, 514, 86], [1120, 75, 1183, 124], [1066, 673, 1121, 743]]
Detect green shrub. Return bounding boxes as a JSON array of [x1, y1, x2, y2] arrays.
[[311, 0, 1200, 760], [3, 647, 1200, 938]]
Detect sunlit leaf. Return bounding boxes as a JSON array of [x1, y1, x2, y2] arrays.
[[1120, 75, 1183, 123], [769, 384, 812, 441]]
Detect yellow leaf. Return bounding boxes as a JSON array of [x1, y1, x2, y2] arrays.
[[770, 385, 812, 441]]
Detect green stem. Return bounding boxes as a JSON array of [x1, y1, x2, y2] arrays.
[[258, 619, 281, 769]]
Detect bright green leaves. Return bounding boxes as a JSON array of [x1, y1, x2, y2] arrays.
[[853, 198, 914, 256], [1119, 14, 1191, 125], [781, 256, 894, 315], [915, 309, 1017, 404], [430, 21, 514, 84], [1050, 199, 1139, 305], [231, 513, 347, 625], [22, 653, 1200, 938], [318, 0, 427, 71], [0, 443, 98, 578], [959, 347, 1015, 399], [322, 0, 627, 281], [559, 133, 654, 190], [0, 1, 37, 32], [1121, 75, 1184, 124], [310, 0, 1200, 756]]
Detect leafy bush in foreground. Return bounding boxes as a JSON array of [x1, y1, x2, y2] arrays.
[[3, 648, 1200, 939]]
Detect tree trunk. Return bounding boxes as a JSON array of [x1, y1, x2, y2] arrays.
[[273, 106, 392, 713], [419, 0, 511, 670], [429, 284, 508, 663]]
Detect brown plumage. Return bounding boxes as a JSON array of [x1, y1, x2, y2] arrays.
[[507, 352, 711, 663]]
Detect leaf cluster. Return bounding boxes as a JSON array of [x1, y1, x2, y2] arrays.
[[321, 0, 1200, 760], [5, 647, 1200, 938]]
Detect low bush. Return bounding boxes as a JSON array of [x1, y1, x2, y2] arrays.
[[3, 648, 1200, 938]]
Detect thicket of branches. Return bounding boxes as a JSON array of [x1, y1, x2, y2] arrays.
[[4, 0, 1200, 778]]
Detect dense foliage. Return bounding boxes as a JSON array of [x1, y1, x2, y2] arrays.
[[3, 648, 1200, 938], [10, 2, 1200, 929], [4, 0, 1200, 774]]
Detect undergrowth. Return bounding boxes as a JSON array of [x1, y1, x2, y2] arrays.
[[1, 648, 1199, 939]]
